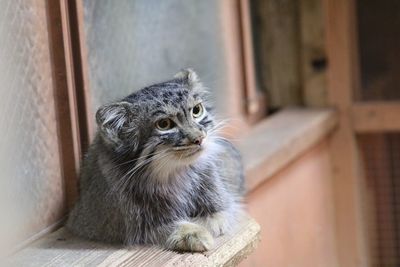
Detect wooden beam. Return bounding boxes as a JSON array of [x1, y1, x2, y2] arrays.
[[46, 0, 81, 211], [218, 0, 251, 136], [324, 0, 370, 265], [67, 0, 94, 150], [352, 102, 400, 133], [239, 0, 267, 124]]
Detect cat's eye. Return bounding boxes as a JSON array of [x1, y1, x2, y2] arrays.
[[155, 118, 174, 131], [192, 103, 204, 119]]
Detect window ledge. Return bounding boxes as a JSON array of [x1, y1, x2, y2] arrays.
[[238, 108, 338, 192], [7, 217, 260, 267]]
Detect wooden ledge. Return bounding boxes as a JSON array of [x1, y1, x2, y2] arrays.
[[238, 108, 338, 192], [6, 217, 260, 267]]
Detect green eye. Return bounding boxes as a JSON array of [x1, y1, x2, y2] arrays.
[[192, 103, 204, 118], [156, 118, 174, 131]]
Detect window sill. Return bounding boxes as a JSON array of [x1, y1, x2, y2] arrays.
[[237, 107, 338, 192]]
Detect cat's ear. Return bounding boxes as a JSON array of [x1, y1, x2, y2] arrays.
[[96, 101, 139, 150], [174, 69, 201, 89]]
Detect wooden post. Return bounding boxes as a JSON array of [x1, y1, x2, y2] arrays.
[[46, 0, 81, 211], [239, 0, 267, 124], [324, 0, 370, 265], [67, 0, 94, 150]]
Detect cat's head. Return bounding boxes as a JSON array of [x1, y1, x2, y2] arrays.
[[96, 69, 219, 178]]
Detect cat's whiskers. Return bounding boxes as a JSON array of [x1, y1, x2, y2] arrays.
[[172, 145, 199, 151], [209, 118, 243, 134], [123, 152, 168, 180], [151, 155, 177, 183], [110, 150, 164, 170], [149, 144, 206, 183], [112, 151, 170, 193], [207, 124, 225, 137]]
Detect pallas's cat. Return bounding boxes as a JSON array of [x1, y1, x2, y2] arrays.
[[67, 69, 245, 252]]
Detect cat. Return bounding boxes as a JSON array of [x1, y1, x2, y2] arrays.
[[67, 69, 245, 252]]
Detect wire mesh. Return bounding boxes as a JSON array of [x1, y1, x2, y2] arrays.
[[0, 0, 65, 248], [359, 133, 400, 266]]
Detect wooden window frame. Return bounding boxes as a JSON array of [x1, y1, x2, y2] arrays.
[[47, 0, 82, 211], [324, 0, 400, 265]]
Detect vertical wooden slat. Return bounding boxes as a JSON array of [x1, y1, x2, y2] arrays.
[[46, 0, 81, 211], [67, 0, 94, 151], [239, 0, 267, 124], [219, 0, 251, 136], [324, 0, 369, 265]]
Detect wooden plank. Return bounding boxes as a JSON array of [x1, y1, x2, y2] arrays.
[[6, 218, 260, 267], [299, 0, 328, 107], [219, 0, 251, 136], [352, 102, 400, 133], [46, 0, 81, 211], [239, 0, 267, 124], [237, 108, 338, 192], [324, 0, 370, 265], [67, 0, 94, 151]]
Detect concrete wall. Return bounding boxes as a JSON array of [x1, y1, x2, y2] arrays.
[[241, 141, 338, 267]]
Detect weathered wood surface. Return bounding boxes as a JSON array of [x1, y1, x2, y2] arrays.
[[238, 108, 338, 192], [6, 217, 260, 267]]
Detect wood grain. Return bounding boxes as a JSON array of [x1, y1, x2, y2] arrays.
[[7, 218, 260, 267], [46, 0, 81, 211]]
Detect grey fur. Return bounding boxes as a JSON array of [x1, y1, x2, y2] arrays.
[[67, 69, 245, 251]]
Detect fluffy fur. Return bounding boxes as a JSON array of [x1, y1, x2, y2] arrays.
[[67, 69, 245, 252]]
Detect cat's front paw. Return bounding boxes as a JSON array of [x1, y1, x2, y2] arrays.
[[166, 222, 214, 252], [193, 212, 229, 237]]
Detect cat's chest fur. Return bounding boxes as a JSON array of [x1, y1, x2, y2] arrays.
[[117, 161, 225, 225]]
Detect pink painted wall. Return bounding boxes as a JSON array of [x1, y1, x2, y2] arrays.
[[240, 141, 338, 267]]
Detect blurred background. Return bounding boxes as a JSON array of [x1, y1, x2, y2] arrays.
[[1, 0, 399, 266]]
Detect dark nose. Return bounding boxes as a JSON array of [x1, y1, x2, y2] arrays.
[[193, 136, 204, 146]]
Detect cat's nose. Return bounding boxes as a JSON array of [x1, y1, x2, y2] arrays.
[[192, 136, 204, 146]]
